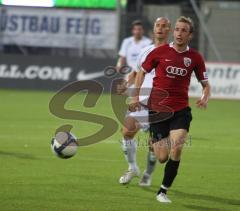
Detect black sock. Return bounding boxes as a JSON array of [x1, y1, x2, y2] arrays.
[[157, 187, 167, 195], [158, 159, 180, 194]]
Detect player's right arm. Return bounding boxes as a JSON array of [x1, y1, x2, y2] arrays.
[[116, 70, 136, 95], [116, 56, 126, 71], [129, 69, 146, 112], [116, 38, 128, 71], [115, 38, 129, 95], [129, 47, 158, 111]]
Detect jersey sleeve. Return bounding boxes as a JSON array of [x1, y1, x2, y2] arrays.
[[194, 53, 208, 82], [118, 39, 128, 57], [136, 46, 153, 72], [141, 48, 158, 73]]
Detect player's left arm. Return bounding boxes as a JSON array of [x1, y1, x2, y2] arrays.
[[196, 80, 211, 109], [116, 71, 137, 95], [194, 53, 211, 109]]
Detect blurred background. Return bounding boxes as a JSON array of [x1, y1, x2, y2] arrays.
[[0, 0, 239, 98]]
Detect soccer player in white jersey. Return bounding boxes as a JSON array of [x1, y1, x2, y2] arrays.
[[117, 20, 152, 85], [118, 18, 171, 185]]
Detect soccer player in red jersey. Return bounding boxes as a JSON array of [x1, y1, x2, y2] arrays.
[[130, 16, 211, 203]]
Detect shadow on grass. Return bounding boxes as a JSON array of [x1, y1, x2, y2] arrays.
[[172, 190, 240, 206], [183, 204, 225, 211], [139, 186, 240, 207], [138, 185, 159, 194], [0, 150, 37, 160]]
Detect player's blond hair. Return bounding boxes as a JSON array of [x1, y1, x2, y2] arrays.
[[176, 16, 194, 33]]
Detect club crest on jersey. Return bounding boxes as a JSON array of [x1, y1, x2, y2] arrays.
[[184, 57, 191, 67]]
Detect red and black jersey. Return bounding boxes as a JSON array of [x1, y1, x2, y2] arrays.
[[142, 42, 208, 112]]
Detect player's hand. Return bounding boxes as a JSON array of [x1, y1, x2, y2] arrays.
[[129, 97, 141, 112], [196, 95, 208, 109], [116, 81, 128, 95]]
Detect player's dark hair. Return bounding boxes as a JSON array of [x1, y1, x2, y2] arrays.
[[131, 20, 143, 28]]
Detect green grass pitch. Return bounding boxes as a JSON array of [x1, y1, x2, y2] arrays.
[[0, 89, 240, 210]]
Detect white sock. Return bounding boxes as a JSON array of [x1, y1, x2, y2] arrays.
[[122, 139, 138, 170], [146, 151, 156, 175], [161, 184, 168, 190]]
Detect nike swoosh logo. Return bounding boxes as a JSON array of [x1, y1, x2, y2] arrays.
[[76, 70, 105, 81], [165, 59, 171, 61]]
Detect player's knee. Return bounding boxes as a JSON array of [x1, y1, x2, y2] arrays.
[[154, 151, 168, 163], [121, 121, 138, 139], [171, 140, 183, 151], [158, 155, 168, 164], [152, 142, 169, 163], [170, 148, 182, 160], [121, 127, 136, 139], [171, 137, 185, 150]]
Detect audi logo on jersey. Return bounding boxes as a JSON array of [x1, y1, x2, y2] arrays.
[[166, 66, 188, 76]]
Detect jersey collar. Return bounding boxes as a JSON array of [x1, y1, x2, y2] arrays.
[[169, 42, 189, 53], [132, 36, 146, 43]]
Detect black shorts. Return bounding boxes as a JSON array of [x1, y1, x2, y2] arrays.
[[149, 107, 192, 142]]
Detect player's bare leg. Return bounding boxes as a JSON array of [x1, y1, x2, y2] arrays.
[[119, 116, 140, 184], [139, 137, 169, 186], [156, 129, 187, 203], [139, 139, 155, 186], [170, 129, 187, 160], [140, 137, 169, 187], [152, 136, 170, 163]]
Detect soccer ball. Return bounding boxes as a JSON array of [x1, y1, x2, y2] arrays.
[[51, 131, 78, 159]]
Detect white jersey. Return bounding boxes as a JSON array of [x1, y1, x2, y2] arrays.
[[136, 44, 156, 105], [118, 36, 152, 71]]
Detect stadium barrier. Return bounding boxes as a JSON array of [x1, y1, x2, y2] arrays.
[[189, 62, 240, 100], [0, 55, 240, 99], [0, 54, 116, 91]]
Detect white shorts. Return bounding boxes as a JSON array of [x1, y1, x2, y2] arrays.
[[126, 106, 149, 131]]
